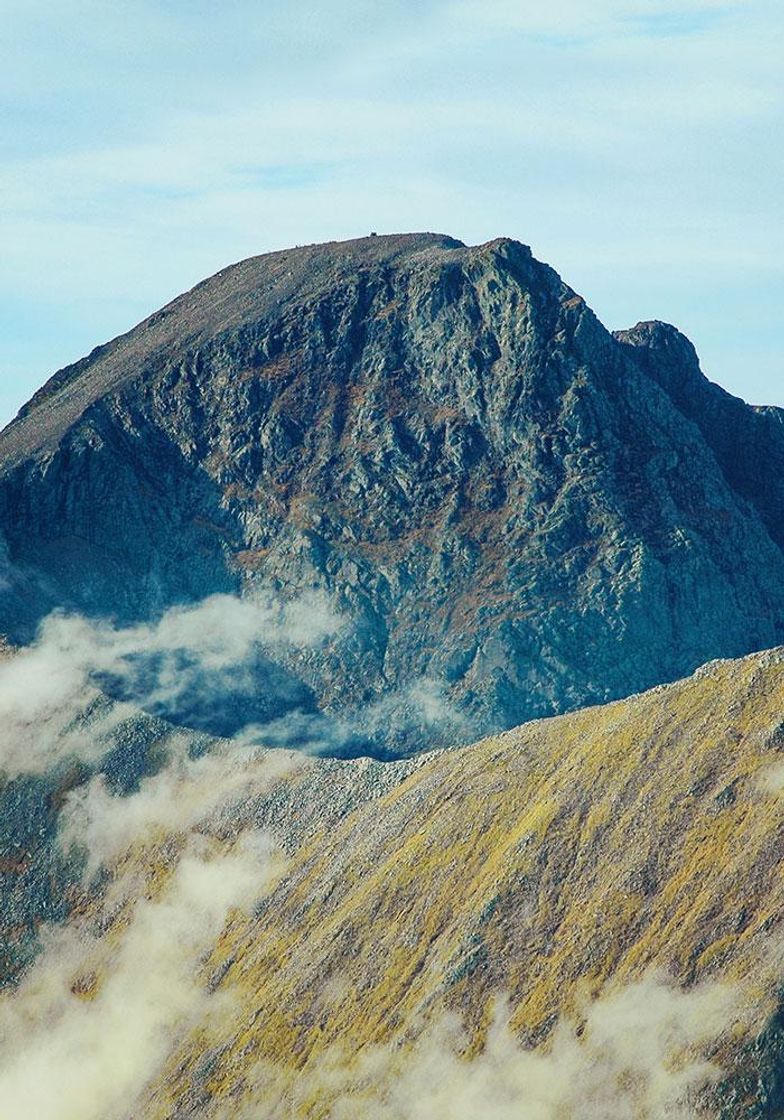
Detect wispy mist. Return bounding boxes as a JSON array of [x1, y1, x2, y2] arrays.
[[212, 973, 750, 1120], [0, 738, 292, 1120], [0, 590, 341, 778]]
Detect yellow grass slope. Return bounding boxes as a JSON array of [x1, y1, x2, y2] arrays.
[[130, 646, 784, 1118]]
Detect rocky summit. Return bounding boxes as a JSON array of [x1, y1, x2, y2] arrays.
[[1, 233, 783, 750]]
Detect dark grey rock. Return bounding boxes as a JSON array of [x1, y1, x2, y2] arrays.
[[1, 233, 783, 749]]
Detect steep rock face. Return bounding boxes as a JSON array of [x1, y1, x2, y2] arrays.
[[1, 234, 783, 745], [615, 321, 784, 551]]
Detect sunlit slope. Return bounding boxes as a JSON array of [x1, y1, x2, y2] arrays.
[[5, 649, 782, 1117], [133, 647, 784, 1117]]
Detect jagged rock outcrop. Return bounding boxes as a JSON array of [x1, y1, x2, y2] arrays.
[[1, 233, 783, 747], [615, 320, 784, 551]]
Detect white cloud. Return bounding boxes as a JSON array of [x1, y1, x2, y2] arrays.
[[239, 676, 469, 757], [59, 742, 301, 878], [0, 721, 298, 1120], [0, 829, 284, 1120], [0, 590, 341, 778], [215, 973, 753, 1120]]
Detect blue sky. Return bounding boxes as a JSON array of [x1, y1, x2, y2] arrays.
[[1, 0, 782, 425]]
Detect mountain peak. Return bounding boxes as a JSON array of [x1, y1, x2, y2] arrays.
[[1, 235, 783, 752], [614, 318, 699, 363], [0, 232, 522, 465]]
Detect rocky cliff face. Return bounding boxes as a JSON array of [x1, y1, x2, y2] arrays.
[[615, 320, 784, 552], [1, 233, 783, 749]]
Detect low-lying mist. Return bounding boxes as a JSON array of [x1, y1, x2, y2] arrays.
[[0, 592, 774, 1119], [0, 727, 757, 1120], [0, 590, 467, 771], [0, 739, 292, 1120]]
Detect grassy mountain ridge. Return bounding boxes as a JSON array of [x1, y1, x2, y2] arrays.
[[6, 646, 781, 1118], [147, 646, 784, 1117]]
